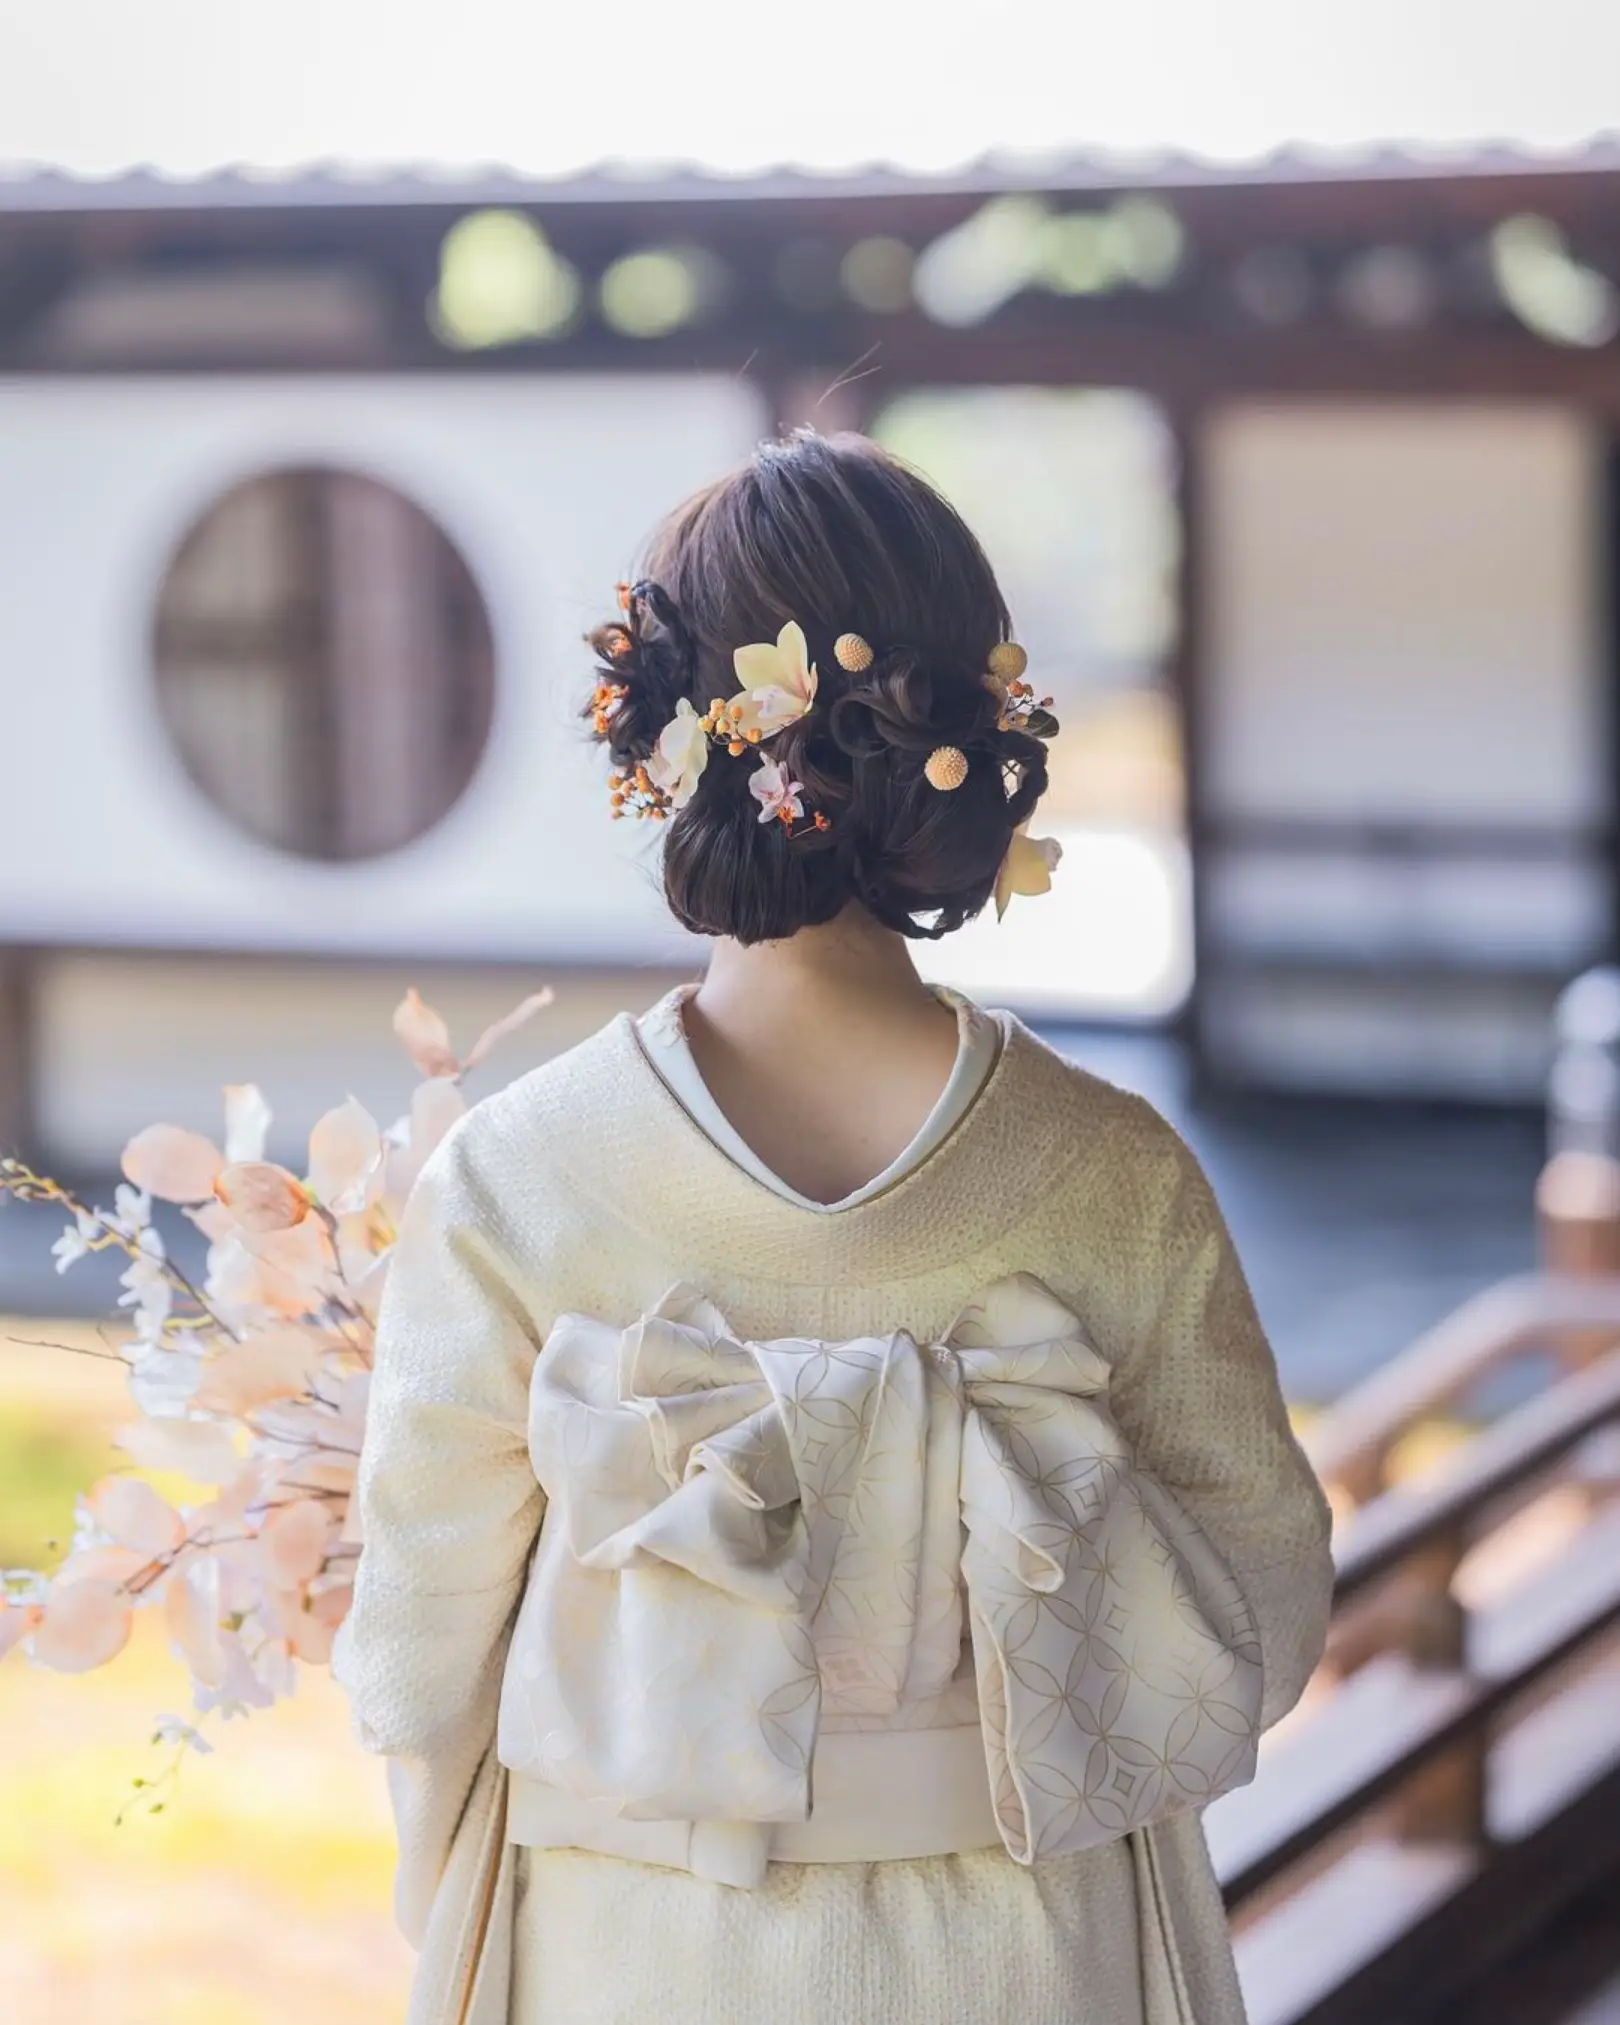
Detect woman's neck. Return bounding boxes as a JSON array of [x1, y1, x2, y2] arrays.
[[693, 906, 939, 1034], [683, 907, 961, 1203]]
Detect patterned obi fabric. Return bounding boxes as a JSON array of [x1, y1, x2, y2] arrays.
[[497, 1275, 1263, 1866]]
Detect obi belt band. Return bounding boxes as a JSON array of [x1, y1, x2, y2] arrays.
[[497, 1274, 1264, 1885]]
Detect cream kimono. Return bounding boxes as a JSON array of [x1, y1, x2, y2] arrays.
[[338, 1008, 1333, 2025]]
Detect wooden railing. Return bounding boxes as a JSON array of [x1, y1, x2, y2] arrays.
[[1207, 1177, 1620, 2025]]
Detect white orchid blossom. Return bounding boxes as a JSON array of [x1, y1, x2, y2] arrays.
[[646, 697, 711, 808]]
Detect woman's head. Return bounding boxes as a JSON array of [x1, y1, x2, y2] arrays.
[[585, 430, 1052, 944]]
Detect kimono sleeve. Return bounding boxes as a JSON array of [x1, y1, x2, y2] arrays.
[[1101, 1098, 1335, 1729], [333, 1118, 544, 1939]]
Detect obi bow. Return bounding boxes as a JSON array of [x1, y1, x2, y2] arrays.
[[498, 1274, 1263, 1865]]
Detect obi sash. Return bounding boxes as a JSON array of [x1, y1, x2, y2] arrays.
[[496, 1274, 1263, 1881]]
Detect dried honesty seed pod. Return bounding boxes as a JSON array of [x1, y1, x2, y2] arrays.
[[834, 632, 874, 673], [924, 745, 969, 791]]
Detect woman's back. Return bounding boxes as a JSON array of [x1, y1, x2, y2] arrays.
[[335, 430, 1333, 2025]]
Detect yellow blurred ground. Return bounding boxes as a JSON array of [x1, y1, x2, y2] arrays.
[[0, 1322, 411, 2025]]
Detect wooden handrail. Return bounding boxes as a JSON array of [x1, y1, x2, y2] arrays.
[[1220, 1350, 1620, 1937], [1333, 1351, 1620, 1602], [1304, 1273, 1620, 1497], [1222, 1525, 1620, 1907]]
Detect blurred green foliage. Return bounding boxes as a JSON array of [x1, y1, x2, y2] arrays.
[[0, 1400, 114, 1569]]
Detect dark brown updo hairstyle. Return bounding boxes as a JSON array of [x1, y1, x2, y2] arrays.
[[584, 430, 1050, 944]]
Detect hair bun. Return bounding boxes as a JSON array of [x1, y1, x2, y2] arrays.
[[582, 431, 1053, 943], [827, 646, 997, 765]]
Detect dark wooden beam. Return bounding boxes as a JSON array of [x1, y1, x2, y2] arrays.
[[0, 950, 36, 1159], [1167, 405, 1210, 1082]]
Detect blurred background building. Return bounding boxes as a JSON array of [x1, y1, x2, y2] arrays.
[[3, 139, 1620, 1169], [5, 6, 1620, 2021]]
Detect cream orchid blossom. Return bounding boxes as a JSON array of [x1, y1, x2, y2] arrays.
[[729, 620, 818, 740], [994, 824, 1063, 919], [646, 697, 710, 808]]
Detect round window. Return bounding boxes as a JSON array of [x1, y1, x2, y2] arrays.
[[152, 466, 496, 861]]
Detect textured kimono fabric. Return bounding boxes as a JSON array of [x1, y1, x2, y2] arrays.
[[511, 1841, 1143, 2025], [338, 1009, 1334, 2025]]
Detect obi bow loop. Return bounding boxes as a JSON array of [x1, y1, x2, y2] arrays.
[[500, 1274, 1264, 1864]]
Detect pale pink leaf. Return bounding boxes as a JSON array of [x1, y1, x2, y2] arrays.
[[392, 988, 459, 1079], [462, 987, 556, 1073], [53, 1543, 148, 1587], [288, 1452, 358, 1496], [184, 1199, 235, 1243], [32, 1579, 133, 1673], [116, 1414, 241, 1486], [0, 1600, 44, 1660], [350, 1251, 390, 1322], [192, 1329, 323, 1414], [189, 1462, 264, 1531], [206, 1222, 334, 1319], [306, 1098, 383, 1216], [260, 1499, 335, 1588], [222, 1083, 273, 1164], [165, 1565, 227, 1689], [247, 1216, 336, 1313], [309, 1580, 354, 1628], [214, 1161, 308, 1235], [410, 1077, 465, 1163], [121, 1124, 224, 1205], [333, 1371, 370, 1446], [85, 1476, 185, 1558], [290, 1609, 336, 1665]]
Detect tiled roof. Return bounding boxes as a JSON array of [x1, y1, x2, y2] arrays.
[[4, 137, 1620, 213]]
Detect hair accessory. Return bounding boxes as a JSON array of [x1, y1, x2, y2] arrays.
[[596, 595, 839, 830], [644, 697, 710, 809], [995, 824, 1063, 919], [749, 755, 806, 826], [834, 632, 874, 673], [987, 641, 1028, 684], [608, 763, 672, 821], [728, 621, 818, 739], [995, 674, 1059, 738], [924, 745, 969, 791], [590, 679, 627, 735]]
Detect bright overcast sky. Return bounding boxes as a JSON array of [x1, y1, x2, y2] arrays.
[[2, 0, 1618, 180]]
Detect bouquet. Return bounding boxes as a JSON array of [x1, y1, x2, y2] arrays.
[[0, 985, 551, 1769]]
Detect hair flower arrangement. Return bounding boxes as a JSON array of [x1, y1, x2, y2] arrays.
[[995, 824, 1063, 918], [725, 620, 819, 742], [749, 756, 806, 826], [645, 697, 710, 809]]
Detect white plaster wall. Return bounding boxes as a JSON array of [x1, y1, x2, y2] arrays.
[[1205, 401, 1605, 830], [31, 954, 688, 1172], [1202, 401, 1609, 1096], [0, 373, 765, 962]]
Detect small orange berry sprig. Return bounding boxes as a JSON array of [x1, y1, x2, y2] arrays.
[[987, 645, 1059, 739], [591, 679, 628, 736], [770, 804, 833, 833], [995, 676, 1059, 738], [698, 696, 766, 758], [608, 762, 674, 820]]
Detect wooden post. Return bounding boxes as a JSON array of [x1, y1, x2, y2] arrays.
[[1536, 1149, 1620, 1369], [1388, 1526, 1488, 1847]]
